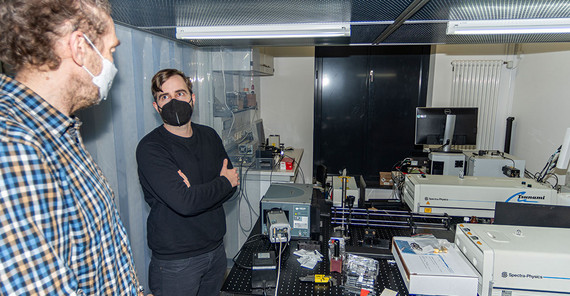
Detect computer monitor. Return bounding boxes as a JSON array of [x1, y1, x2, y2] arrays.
[[415, 107, 478, 147], [254, 119, 266, 148]]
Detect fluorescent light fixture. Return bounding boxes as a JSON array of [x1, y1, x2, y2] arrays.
[[447, 18, 570, 35], [176, 23, 350, 39]]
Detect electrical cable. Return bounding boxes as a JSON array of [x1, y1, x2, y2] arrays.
[[238, 161, 258, 236], [542, 173, 559, 189], [500, 155, 519, 177], [269, 154, 280, 184], [391, 157, 411, 172], [237, 179, 252, 235], [501, 155, 517, 168], [526, 146, 562, 186], [274, 239, 282, 296], [435, 139, 451, 151], [232, 233, 266, 270], [239, 151, 303, 237], [537, 146, 561, 183], [275, 241, 289, 262], [389, 157, 411, 200]]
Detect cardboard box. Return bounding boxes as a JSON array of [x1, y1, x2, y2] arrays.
[[379, 171, 394, 186], [391, 236, 478, 296]]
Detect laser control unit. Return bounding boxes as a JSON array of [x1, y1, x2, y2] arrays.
[[403, 174, 557, 218], [261, 183, 313, 238], [455, 223, 570, 296]]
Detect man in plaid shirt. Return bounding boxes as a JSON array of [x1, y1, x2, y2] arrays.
[[0, 0, 142, 294]]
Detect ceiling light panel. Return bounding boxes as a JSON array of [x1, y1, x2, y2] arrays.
[[411, 0, 570, 21], [447, 18, 570, 35], [176, 23, 351, 39]]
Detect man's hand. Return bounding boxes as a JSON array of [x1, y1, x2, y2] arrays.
[[220, 159, 239, 187]]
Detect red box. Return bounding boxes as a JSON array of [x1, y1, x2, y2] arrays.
[[280, 157, 294, 170]]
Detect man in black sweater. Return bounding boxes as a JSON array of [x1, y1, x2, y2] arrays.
[[136, 69, 239, 296]]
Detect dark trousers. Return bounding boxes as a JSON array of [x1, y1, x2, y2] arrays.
[[149, 243, 227, 296]]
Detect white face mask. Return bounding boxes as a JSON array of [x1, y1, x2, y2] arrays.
[[81, 35, 118, 101]]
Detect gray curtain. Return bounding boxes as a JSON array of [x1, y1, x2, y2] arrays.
[[78, 25, 208, 292]]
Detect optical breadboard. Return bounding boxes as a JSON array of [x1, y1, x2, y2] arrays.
[[455, 223, 570, 296], [403, 174, 557, 218], [261, 183, 313, 238]]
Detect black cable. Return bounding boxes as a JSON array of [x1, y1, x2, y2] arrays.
[[543, 173, 559, 189], [274, 241, 290, 263], [391, 157, 410, 174], [232, 235, 290, 274], [524, 169, 535, 179], [232, 234, 267, 270], [269, 155, 280, 184], [501, 155, 517, 168], [537, 146, 561, 183], [436, 139, 450, 150]]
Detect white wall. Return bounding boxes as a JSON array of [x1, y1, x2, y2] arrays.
[[430, 44, 512, 106], [259, 47, 315, 183], [510, 43, 570, 180], [259, 43, 570, 185], [429, 44, 518, 150], [431, 43, 570, 182]]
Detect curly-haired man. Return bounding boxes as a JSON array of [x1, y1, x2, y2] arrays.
[[0, 0, 142, 294]]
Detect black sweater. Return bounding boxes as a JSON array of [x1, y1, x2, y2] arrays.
[[136, 123, 236, 260]]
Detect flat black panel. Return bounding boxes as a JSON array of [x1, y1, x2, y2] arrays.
[[494, 202, 570, 228], [366, 47, 429, 181], [314, 46, 429, 186], [315, 47, 369, 176]]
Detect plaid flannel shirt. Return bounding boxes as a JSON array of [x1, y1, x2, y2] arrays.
[[0, 75, 139, 295]]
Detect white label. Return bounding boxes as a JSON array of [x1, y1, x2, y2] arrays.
[[294, 216, 309, 229]]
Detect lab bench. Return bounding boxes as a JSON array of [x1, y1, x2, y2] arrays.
[[221, 200, 456, 296]]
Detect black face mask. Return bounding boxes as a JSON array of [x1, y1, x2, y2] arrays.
[[159, 99, 193, 126]]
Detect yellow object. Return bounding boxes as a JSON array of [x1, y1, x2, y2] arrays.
[[424, 208, 432, 213], [315, 274, 331, 283]]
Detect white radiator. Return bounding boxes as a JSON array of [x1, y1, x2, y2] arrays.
[[450, 60, 504, 150]]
